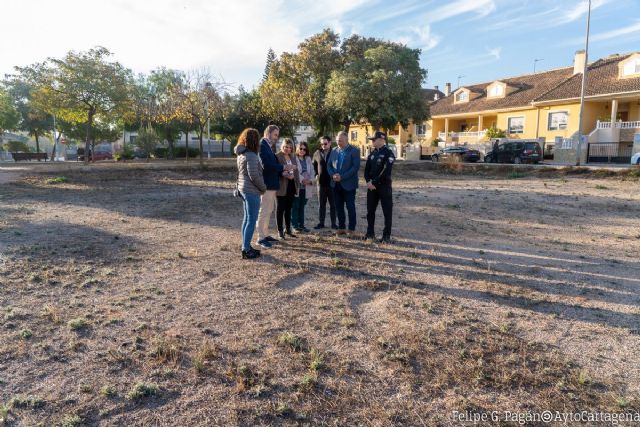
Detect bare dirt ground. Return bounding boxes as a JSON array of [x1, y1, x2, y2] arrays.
[[1, 160, 639, 426]]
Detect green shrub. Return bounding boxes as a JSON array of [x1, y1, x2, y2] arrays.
[[3, 140, 31, 152], [431, 138, 442, 147], [126, 382, 158, 401], [485, 127, 506, 139]]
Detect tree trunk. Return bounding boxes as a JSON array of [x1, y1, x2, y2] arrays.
[[166, 128, 174, 160], [185, 129, 189, 162], [85, 109, 94, 164], [51, 135, 56, 161], [198, 129, 204, 167], [342, 118, 351, 133], [35, 133, 41, 161]]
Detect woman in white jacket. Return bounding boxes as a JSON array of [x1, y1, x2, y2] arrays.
[[291, 141, 315, 233]]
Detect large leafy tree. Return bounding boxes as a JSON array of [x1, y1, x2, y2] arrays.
[[326, 37, 428, 131], [2, 77, 51, 153], [259, 29, 342, 137], [19, 47, 133, 162], [213, 87, 268, 137], [0, 88, 20, 136], [174, 69, 224, 165]]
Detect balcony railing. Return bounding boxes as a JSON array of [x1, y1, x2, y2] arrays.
[[438, 130, 487, 140], [596, 120, 640, 129]]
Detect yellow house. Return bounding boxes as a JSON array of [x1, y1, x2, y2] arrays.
[[425, 50, 640, 163]]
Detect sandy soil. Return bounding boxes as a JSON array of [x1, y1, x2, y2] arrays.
[[0, 160, 639, 426]]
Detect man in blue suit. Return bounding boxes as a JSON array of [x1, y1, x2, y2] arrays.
[[327, 131, 361, 234], [256, 124, 296, 248]]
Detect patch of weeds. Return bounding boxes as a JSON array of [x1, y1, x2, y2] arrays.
[[275, 402, 292, 417], [41, 304, 61, 324], [298, 372, 318, 391], [60, 414, 82, 427], [277, 332, 304, 352], [446, 204, 462, 210], [29, 272, 42, 283], [577, 370, 591, 386], [126, 383, 158, 401], [79, 384, 93, 394], [192, 340, 217, 374], [68, 318, 89, 331], [594, 184, 608, 190], [4, 307, 27, 321], [150, 335, 182, 364], [100, 384, 117, 398], [227, 363, 267, 394], [20, 329, 32, 339], [9, 395, 45, 409], [81, 278, 100, 288], [309, 349, 324, 372], [616, 396, 630, 409], [1, 404, 8, 422], [46, 176, 68, 184], [376, 337, 409, 364]]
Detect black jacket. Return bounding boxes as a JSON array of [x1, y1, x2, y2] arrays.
[[364, 145, 395, 186], [312, 147, 333, 187]]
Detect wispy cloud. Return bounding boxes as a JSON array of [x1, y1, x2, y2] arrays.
[[561, 19, 640, 46], [561, 0, 611, 23], [427, 0, 496, 23], [487, 47, 502, 60]]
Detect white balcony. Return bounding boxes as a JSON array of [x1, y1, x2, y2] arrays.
[[438, 130, 487, 142], [596, 120, 640, 129]]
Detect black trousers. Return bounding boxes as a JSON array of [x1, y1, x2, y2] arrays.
[[318, 184, 336, 227], [276, 194, 295, 232], [366, 184, 393, 238]]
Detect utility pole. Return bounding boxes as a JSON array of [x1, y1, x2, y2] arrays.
[[576, 0, 591, 166], [205, 81, 212, 159], [533, 58, 544, 73], [457, 75, 465, 89]]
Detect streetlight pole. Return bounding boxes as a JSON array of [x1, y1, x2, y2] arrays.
[[205, 82, 212, 159], [533, 58, 544, 73], [576, 0, 591, 166]]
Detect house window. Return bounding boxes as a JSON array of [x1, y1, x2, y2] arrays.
[[350, 131, 357, 141], [507, 116, 524, 134], [129, 135, 136, 143], [622, 58, 640, 76], [488, 85, 503, 97], [548, 112, 568, 130], [455, 91, 468, 102], [415, 124, 426, 135]]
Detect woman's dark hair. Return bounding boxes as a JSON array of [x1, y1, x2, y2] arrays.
[[297, 141, 310, 159], [238, 128, 260, 153]]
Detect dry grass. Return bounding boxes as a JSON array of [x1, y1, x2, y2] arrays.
[[0, 161, 638, 425]]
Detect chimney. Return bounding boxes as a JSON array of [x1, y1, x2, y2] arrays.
[[433, 85, 440, 100], [445, 82, 451, 96], [573, 50, 586, 75]]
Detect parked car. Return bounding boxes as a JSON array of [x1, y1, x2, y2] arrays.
[[484, 141, 542, 164], [631, 152, 640, 165], [431, 146, 481, 163], [93, 150, 113, 161]]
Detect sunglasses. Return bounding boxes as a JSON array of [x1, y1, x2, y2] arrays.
[[298, 147, 307, 151]]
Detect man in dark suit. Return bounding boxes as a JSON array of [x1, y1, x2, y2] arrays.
[[312, 136, 336, 230], [327, 131, 360, 235], [256, 124, 296, 249]]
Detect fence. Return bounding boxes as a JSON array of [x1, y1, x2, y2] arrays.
[[587, 143, 633, 163]]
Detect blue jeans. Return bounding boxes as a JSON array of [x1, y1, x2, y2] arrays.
[[333, 183, 356, 231], [241, 192, 261, 251], [291, 188, 307, 229]]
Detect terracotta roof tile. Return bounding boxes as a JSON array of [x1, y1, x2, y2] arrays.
[[534, 54, 640, 102], [430, 53, 640, 116]]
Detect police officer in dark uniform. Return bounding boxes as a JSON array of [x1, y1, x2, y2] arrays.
[[364, 131, 395, 243]]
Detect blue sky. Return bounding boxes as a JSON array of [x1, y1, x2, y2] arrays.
[[1, 0, 639, 92]]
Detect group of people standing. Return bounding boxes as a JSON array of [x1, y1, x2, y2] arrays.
[[235, 125, 395, 259]]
